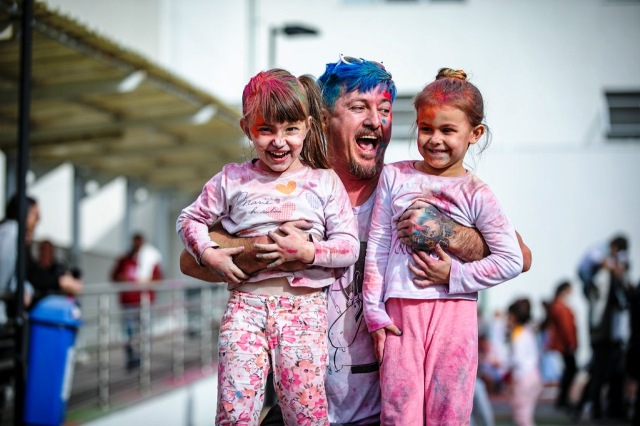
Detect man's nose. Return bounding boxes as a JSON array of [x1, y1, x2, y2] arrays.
[[364, 108, 381, 128]]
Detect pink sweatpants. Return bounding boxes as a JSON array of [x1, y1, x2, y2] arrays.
[[381, 298, 478, 426], [216, 291, 329, 426], [510, 370, 542, 426]]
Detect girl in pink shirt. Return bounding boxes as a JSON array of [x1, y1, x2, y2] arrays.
[[177, 69, 359, 425], [363, 68, 523, 425]]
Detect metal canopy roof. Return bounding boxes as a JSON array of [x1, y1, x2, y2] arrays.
[[0, 0, 246, 195]]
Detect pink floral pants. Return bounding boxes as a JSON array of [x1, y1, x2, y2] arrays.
[[216, 290, 329, 426]]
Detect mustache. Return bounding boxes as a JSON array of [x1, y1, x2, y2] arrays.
[[354, 130, 383, 140]]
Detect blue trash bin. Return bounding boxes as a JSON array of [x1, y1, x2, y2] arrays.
[[24, 295, 82, 426]]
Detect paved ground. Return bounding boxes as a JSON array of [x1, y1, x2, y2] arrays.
[[490, 385, 634, 426]]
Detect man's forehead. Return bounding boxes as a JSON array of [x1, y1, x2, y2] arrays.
[[340, 86, 393, 103]]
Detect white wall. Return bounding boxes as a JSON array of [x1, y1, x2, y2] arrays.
[[28, 0, 640, 365], [84, 374, 218, 426]]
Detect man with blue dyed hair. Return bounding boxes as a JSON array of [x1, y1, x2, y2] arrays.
[[180, 56, 531, 425]]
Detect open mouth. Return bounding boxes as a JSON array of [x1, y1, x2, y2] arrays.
[[427, 147, 448, 155], [355, 134, 379, 154], [268, 151, 290, 159]]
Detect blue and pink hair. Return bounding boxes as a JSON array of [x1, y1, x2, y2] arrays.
[[317, 57, 397, 110]]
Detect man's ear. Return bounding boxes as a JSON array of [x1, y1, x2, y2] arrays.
[[321, 108, 331, 133], [240, 118, 251, 139]]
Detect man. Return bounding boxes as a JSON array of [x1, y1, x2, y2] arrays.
[[180, 56, 531, 425], [546, 281, 577, 410], [575, 235, 630, 421], [577, 235, 628, 329], [111, 233, 163, 371]]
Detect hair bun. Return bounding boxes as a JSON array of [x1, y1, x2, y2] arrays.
[[436, 68, 467, 81]]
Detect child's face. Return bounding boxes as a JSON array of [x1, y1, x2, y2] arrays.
[[242, 114, 310, 174], [415, 105, 483, 177]]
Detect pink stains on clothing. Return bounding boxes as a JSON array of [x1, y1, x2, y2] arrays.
[[176, 160, 359, 290], [380, 298, 477, 425]]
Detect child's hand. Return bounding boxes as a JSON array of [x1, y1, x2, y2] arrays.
[[200, 247, 249, 285], [409, 244, 452, 287], [254, 225, 315, 268], [371, 324, 402, 364]]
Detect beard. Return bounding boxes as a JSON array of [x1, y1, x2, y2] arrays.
[[349, 155, 383, 180]]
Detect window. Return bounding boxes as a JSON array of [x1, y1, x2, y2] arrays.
[[390, 94, 417, 141], [605, 91, 640, 139]]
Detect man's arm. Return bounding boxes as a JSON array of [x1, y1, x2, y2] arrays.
[[397, 202, 531, 272], [179, 221, 309, 282]]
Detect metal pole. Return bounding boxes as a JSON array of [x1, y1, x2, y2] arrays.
[[98, 295, 111, 409], [14, 0, 34, 423], [268, 27, 278, 69], [71, 166, 83, 268], [247, 0, 257, 79]]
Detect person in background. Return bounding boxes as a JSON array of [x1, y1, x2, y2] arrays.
[[506, 298, 542, 426], [27, 239, 83, 308], [0, 195, 37, 323], [111, 232, 163, 371], [545, 281, 578, 411], [0, 194, 37, 420], [575, 234, 631, 421], [577, 235, 629, 328], [478, 310, 510, 395], [627, 278, 640, 425]]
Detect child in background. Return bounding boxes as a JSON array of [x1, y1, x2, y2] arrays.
[[177, 68, 359, 425], [363, 68, 523, 424], [507, 298, 543, 426]]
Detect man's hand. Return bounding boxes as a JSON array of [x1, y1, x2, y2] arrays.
[[515, 231, 532, 273], [397, 200, 455, 251], [254, 225, 315, 268], [372, 324, 402, 364], [397, 201, 488, 262], [409, 245, 452, 287], [200, 246, 249, 285]]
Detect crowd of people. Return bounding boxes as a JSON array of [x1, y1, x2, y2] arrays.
[[478, 234, 639, 425]]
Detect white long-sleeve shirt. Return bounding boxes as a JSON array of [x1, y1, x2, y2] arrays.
[[176, 160, 359, 289], [363, 161, 523, 332], [509, 324, 540, 380]]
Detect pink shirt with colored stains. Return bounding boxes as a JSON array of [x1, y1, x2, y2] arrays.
[[176, 159, 359, 289], [363, 161, 523, 332]]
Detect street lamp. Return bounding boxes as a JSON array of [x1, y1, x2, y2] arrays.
[[268, 24, 320, 68]]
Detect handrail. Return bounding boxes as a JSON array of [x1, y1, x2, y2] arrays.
[[0, 278, 229, 425]]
